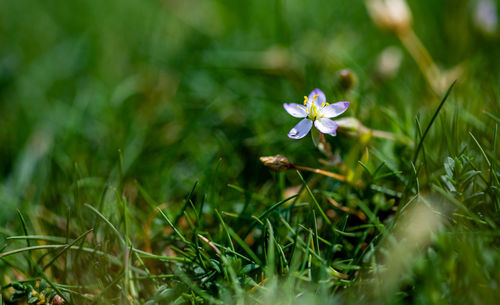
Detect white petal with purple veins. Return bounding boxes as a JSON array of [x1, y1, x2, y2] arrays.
[[314, 118, 338, 135], [288, 118, 313, 139], [307, 88, 326, 108], [319, 101, 349, 118], [283, 103, 307, 118]]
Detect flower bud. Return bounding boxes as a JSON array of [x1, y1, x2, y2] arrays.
[[335, 117, 364, 133], [337, 69, 357, 91], [335, 117, 371, 142], [259, 155, 293, 172], [375, 46, 403, 80], [474, 0, 498, 35], [366, 0, 412, 34]]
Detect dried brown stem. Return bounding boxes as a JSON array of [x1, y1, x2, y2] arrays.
[[327, 197, 367, 221], [319, 132, 335, 161], [397, 29, 442, 94], [293, 164, 346, 182], [197, 234, 221, 255]]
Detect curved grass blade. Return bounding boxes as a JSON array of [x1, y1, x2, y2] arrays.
[[412, 80, 456, 164], [42, 229, 93, 271]]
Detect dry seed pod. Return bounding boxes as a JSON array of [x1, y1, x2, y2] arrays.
[[259, 155, 294, 172], [366, 0, 412, 34]]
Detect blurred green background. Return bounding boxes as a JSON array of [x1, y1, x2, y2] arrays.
[[1, 0, 497, 225]]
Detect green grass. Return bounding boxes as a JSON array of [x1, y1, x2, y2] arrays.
[[1, 0, 499, 304]]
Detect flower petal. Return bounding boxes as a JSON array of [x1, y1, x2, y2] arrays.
[[283, 103, 307, 118], [307, 88, 326, 108], [314, 118, 338, 135], [319, 101, 349, 118], [288, 118, 313, 139]]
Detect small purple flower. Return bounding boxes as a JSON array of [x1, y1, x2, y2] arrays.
[[284, 88, 349, 139]]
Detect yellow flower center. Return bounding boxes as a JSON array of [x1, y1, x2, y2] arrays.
[[307, 95, 326, 120], [308, 103, 319, 120]]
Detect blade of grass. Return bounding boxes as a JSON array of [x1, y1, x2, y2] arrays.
[[42, 228, 93, 271], [412, 80, 456, 164], [0, 244, 162, 274], [296, 170, 331, 226], [226, 226, 262, 266], [265, 219, 276, 278], [214, 209, 235, 252], [241, 194, 298, 240], [469, 132, 491, 168], [16, 209, 32, 275], [174, 181, 198, 226], [484, 111, 500, 124], [157, 207, 189, 244], [84, 203, 125, 246]]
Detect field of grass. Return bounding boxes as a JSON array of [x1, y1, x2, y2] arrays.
[[1, 0, 499, 304]]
